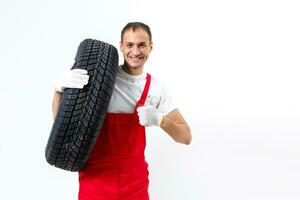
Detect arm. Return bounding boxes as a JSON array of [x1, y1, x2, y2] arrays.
[[52, 91, 62, 120], [137, 106, 192, 145], [160, 109, 192, 145]]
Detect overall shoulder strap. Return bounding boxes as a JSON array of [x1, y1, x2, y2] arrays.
[[135, 73, 151, 111]]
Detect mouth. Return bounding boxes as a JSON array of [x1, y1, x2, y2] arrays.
[[129, 56, 143, 63]]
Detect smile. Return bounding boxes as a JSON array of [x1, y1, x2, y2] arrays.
[[129, 56, 143, 62]]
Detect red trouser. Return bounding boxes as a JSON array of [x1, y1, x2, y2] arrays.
[[78, 74, 152, 200]]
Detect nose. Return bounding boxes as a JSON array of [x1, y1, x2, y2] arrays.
[[132, 45, 141, 55]]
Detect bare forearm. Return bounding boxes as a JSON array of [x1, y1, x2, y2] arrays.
[[160, 116, 192, 145], [52, 91, 62, 120]]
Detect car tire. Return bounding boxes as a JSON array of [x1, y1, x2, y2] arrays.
[[45, 39, 118, 171]]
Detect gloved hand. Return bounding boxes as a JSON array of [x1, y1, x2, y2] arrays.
[[54, 69, 89, 93], [137, 105, 164, 127]]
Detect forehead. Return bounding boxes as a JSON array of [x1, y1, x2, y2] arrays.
[[122, 28, 151, 43]]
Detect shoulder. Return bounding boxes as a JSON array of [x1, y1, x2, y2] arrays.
[[149, 75, 163, 89], [148, 74, 168, 97], [147, 74, 177, 115]]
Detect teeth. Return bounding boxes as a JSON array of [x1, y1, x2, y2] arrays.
[[129, 57, 140, 61]]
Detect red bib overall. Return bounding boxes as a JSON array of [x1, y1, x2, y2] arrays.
[[78, 74, 151, 200]]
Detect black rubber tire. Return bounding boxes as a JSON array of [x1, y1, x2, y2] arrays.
[[45, 39, 118, 171]]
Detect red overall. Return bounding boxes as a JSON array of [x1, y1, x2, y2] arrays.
[[78, 74, 152, 200]]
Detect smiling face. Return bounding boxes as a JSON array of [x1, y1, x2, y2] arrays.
[[120, 28, 153, 75]]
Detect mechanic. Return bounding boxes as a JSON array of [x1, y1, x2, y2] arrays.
[[52, 22, 192, 200]]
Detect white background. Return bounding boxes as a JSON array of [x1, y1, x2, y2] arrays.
[[1, 0, 300, 199]]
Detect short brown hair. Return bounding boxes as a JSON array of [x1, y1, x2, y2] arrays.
[[121, 22, 152, 42]]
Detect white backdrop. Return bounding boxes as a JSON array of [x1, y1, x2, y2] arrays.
[[1, 0, 300, 199]]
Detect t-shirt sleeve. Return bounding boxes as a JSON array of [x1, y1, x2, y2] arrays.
[[156, 84, 177, 115]]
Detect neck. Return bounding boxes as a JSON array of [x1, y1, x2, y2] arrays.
[[121, 63, 144, 75]]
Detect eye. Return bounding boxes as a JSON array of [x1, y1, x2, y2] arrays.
[[126, 43, 133, 48]]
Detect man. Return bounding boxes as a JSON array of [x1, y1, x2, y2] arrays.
[[52, 22, 192, 200]]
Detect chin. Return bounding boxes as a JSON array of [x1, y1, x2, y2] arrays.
[[127, 62, 143, 69], [130, 65, 142, 69]]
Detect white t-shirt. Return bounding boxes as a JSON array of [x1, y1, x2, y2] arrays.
[[107, 66, 176, 115]]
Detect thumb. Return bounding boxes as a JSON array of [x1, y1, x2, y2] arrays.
[[137, 105, 153, 112]]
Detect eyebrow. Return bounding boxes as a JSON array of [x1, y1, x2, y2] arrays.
[[125, 42, 148, 45]]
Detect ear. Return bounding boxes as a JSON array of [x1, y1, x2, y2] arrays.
[[150, 42, 153, 52], [119, 41, 124, 52]]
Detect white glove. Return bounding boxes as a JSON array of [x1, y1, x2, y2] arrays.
[[137, 105, 164, 127], [54, 69, 89, 93]]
